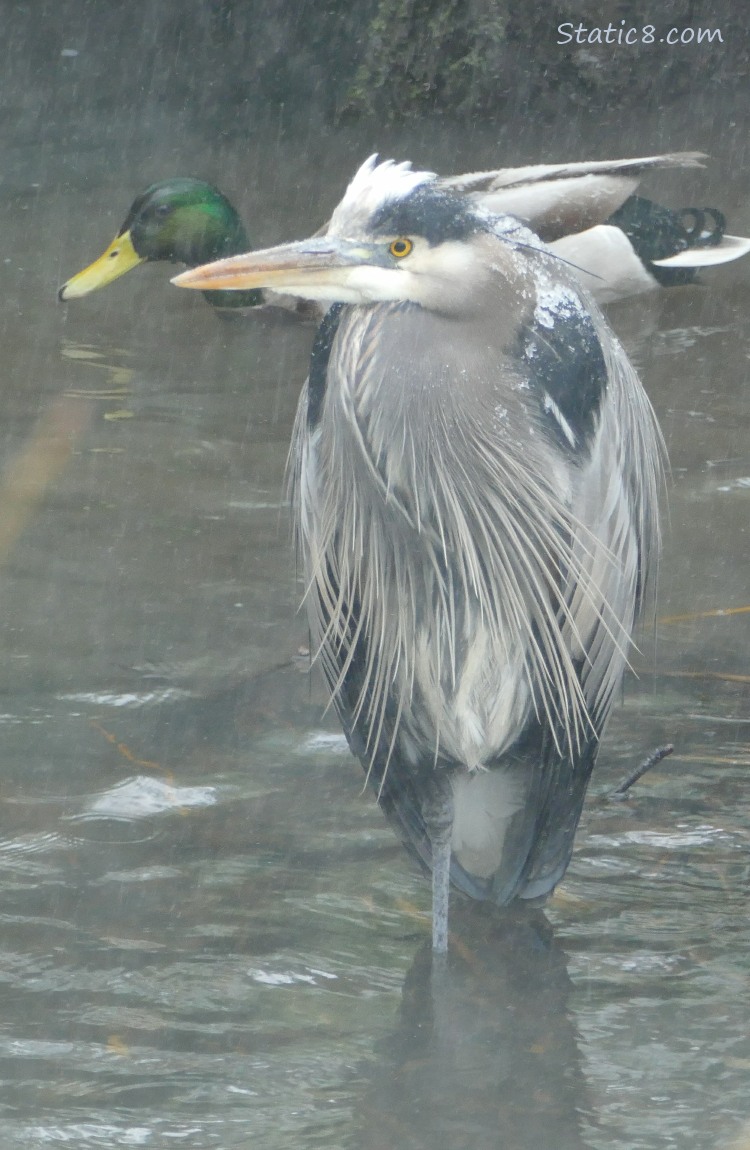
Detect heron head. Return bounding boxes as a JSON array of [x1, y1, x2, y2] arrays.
[[171, 156, 529, 313]]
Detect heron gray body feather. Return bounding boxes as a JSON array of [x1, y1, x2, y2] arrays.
[[289, 217, 662, 905]]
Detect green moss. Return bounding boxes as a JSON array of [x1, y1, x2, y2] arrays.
[[343, 0, 509, 121]]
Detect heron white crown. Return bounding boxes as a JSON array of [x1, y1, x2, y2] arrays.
[[329, 155, 437, 235]]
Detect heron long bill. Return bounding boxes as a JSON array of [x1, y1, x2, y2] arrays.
[[172, 236, 397, 303]]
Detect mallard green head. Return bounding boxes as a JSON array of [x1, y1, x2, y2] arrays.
[[59, 178, 263, 308]]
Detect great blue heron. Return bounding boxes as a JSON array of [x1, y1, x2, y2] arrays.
[[173, 155, 664, 952], [58, 155, 750, 309]]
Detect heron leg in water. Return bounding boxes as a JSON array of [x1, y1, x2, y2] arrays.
[[422, 772, 455, 953]]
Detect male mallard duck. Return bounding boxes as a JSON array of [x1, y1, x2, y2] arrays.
[[58, 155, 750, 309], [449, 153, 750, 303], [58, 178, 265, 310]]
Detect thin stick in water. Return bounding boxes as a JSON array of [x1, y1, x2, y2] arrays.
[[612, 743, 674, 797]]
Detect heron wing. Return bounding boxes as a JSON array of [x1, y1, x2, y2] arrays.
[[288, 249, 662, 907]]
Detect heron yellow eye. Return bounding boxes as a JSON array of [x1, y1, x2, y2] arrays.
[[389, 237, 413, 259]]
